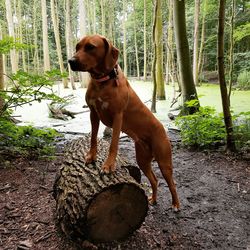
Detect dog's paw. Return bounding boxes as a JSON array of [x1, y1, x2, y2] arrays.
[[148, 196, 157, 206], [172, 204, 180, 213], [85, 152, 96, 164], [101, 161, 116, 174]]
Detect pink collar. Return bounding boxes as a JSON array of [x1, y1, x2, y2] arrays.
[[92, 65, 119, 85]]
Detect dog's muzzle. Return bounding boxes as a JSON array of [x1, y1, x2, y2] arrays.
[[68, 57, 79, 71]]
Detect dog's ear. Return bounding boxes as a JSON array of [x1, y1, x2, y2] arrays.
[[102, 37, 119, 70]]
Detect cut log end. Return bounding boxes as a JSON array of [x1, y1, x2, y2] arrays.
[[86, 183, 148, 242]]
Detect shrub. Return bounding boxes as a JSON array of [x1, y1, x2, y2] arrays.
[[0, 118, 60, 159], [175, 106, 226, 149], [233, 111, 250, 151], [237, 71, 250, 90]]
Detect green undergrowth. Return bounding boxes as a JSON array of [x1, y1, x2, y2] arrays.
[[175, 102, 250, 151], [0, 119, 60, 160]]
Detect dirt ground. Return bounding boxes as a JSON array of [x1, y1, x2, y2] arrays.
[[0, 130, 249, 250]]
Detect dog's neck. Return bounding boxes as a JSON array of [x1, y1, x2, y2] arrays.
[[90, 65, 119, 84]]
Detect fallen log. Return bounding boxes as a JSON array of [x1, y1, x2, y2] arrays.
[[53, 136, 148, 243]]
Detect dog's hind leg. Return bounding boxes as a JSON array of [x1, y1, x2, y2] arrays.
[[153, 138, 180, 211], [135, 141, 158, 205]]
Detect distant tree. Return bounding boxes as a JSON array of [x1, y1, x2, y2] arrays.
[[122, 0, 127, 76], [143, 0, 147, 81], [41, 0, 51, 71], [5, 0, 18, 73], [151, 0, 158, 113], [173, 0, 199, 114], [65, 0, 76, 90], [50, 0, 68, 88], [155, 0, 165, 100], [192, 0, 200, 86], [217, 0, 235, 151]]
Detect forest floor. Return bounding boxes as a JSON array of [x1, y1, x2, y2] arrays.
[[0, 130, 249, 250]]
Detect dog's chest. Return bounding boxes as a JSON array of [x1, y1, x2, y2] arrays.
[[88, 96, 109, 111]]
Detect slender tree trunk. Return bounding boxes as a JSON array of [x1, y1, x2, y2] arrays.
[[143, 0, 147, 81], [133, 1, 140, 79], [5, 0, 18, 73], [197, 0, 207, 84], [100, 0, 105, 36], [51, 0, 68, 88], [33, 0, 40, 73], [79, 0, 89, 88], [228, 0, 235, 101], [0, 53, 4, 112], [65, 0, 76, 90], [17, 0, 27, 72], [155, 0, 165, 100], [192, 0, 200, 86], [173, 0, 199, 114], [151, 0, 158, 113], [41, 0, 50, 71], [122, 0, 127, 76], [217, 0, 235, 151]]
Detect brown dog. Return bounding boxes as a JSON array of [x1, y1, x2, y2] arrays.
[[68, 34, 180, 210]]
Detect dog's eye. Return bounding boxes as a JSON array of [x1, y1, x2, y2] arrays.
[[85, 43, 96, 52]]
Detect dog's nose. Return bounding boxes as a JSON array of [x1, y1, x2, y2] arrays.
[[68, 57, 78, 71], [68, 57, 77, 65]]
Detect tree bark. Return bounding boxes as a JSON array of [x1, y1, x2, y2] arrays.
[[5, 0, 18, 73], [122, 0, 127, 76], [41, 0, 51, 71], [192, 0, 200, 86], [228, 0, 235, 101], [53, 136, 148, 243], [151, 0, 158, 113], [173, 0, 199, 114], [217, 0, 236, 151], [133, 1, 140, 79], [143, 0, 147, 81], [65, 0, 76, 90], [79, 0, 90, 88], [50, 0, 68, 88], [155, 0, 165, 100], [197, 0, 208, 84]]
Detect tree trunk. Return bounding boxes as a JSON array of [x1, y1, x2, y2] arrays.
[[65, 0, 76, 90], [173, 0, 199, 114], [79, 0, 89, 88], [100, 0, 105, 36], [41, 0, 51, 71], [192, 0, 200, 86], [33, 0, 40, 73], [217, 0, 236, 152], [133, 1, 140, 79], [53, 136, 148, 243], [143, 0, 147, 81], [197, 0, 208, 84], [228, 0, 235, 101], [50, 0, 68, 88], [151, 0, 158, 113], [155, 0, 165, 100], [5, 0, 18, 73], [122, 0, 127, 76]]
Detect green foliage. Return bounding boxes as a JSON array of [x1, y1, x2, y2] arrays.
[[236, 70, 250, 90], [0, 118, 60, 159], [0, 36, 30, 54], [234, 22, 250, 42], [0, 70, 66, 117], [175, 106, 226, 149], [233, 111, 250, 151]]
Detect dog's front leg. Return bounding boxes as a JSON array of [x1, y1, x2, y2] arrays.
[[85, 108, 100, 164], [102, 112, 123, 173]]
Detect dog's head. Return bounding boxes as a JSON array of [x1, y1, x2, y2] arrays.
[[68, 35, 119, 75]]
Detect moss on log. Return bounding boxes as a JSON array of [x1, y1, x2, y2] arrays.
[[53, 136, 148, 243]]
